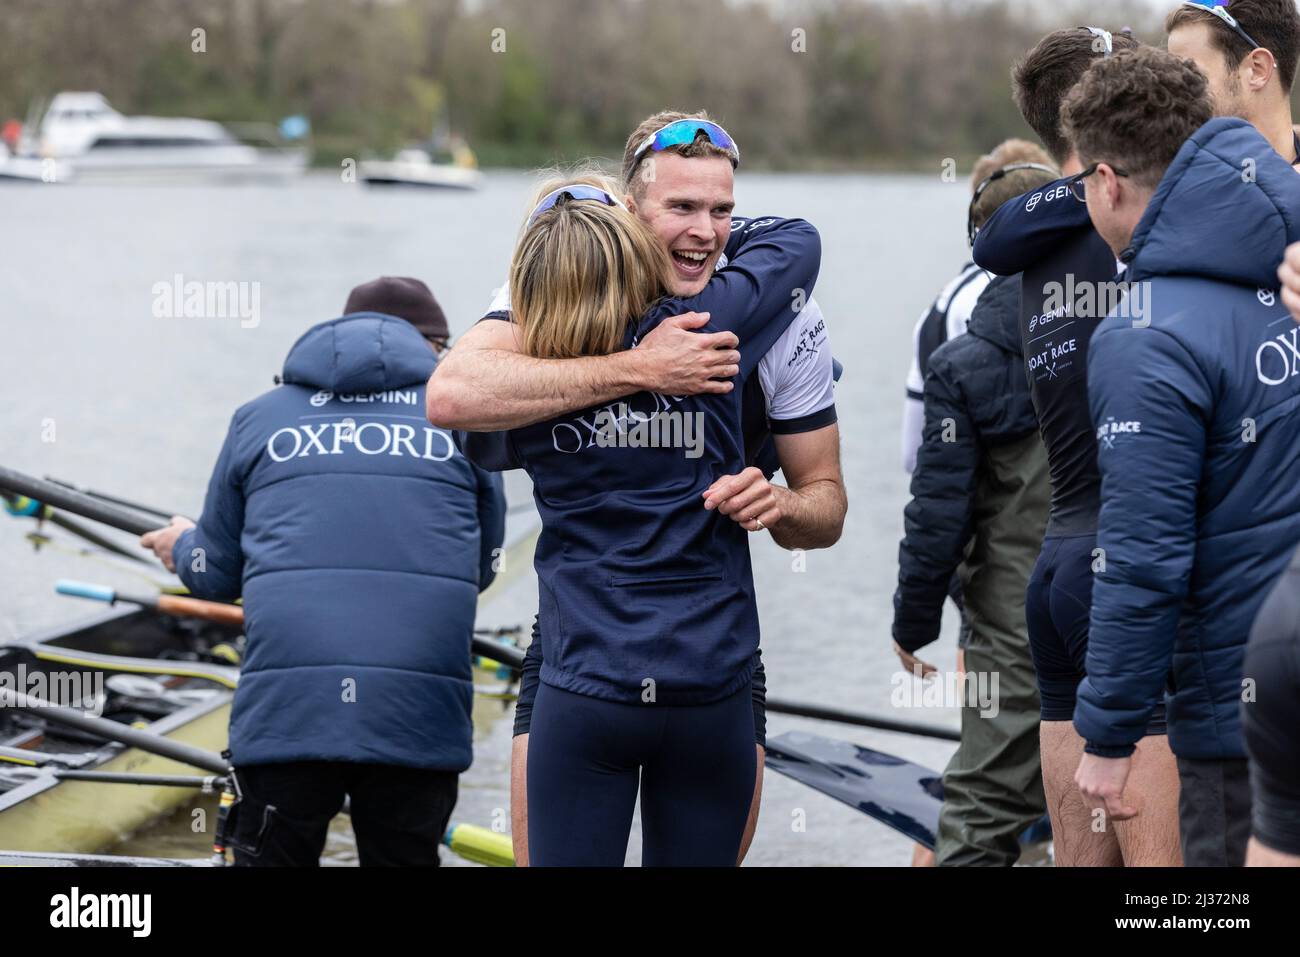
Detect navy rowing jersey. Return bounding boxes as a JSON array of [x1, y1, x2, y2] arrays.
[[474, 217, 820, 705], [973, 177, 1118, 536]]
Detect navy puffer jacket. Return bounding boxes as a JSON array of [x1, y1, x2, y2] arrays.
[[1076, 119, 1300, 760], [175, 313, 506, 770]]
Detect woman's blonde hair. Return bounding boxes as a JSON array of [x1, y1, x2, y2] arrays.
[[510, 169, 673, 359]]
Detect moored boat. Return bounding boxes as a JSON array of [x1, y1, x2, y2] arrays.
[[0, 141, 66, 183], [359, 148, 483, 190], [15, 92, 307, 184]]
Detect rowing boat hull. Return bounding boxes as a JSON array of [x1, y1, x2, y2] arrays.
[[0, 693, 230, 853], [0, 607, 237, 854]]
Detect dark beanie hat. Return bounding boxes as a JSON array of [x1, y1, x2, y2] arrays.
[[344, 276, 449, 340]]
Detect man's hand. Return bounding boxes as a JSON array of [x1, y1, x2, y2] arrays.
[[1075, 752, 1138, 822], [636, 312, 740, 396], [1278, 242, 1300, 323], [893, 641, 937, 679], [702, 467, 781, 531], [139, 517, 195, 573]]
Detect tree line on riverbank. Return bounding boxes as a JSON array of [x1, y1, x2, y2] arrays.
[[0, 0, 1178, 170]]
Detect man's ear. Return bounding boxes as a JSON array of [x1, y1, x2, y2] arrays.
[[1098, 164, 1121, 211], [1247, 48, 1276, 92]]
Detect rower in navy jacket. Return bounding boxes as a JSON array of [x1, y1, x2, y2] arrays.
[[140, 277, 506, 866], [1059, 50, 1300, 866], [480, 176, 819, 866]]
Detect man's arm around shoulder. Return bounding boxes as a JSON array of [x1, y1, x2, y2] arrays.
[[426, 312, 741, 431]]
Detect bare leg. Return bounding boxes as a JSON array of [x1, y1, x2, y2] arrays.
[[737, 744, 764, 864], [1113, 734, 1182, 866], [511, 733, 529, 867], [1247, 837, 1300, 867], [1040, 720, 1123, 866]]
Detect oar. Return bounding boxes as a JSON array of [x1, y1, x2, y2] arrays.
[[763, 729, 943, 849], [45, 476, 179, 523], [56, 579, 244, 628], [57, 578, 524, 668], [52, 769, 227, 789], [0, 686, 229, 774], [765, 696, 959, 742], [444, 823, 514, 867], [0, 465, 158, 536], [5, 464, 538, 605], [0, 765, 228, 804], [3, 492, 151, 564]]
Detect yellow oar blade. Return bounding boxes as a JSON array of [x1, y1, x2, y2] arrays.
[[444, 823, 515, 867]]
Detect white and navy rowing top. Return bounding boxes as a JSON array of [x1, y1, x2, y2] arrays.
[[901, 262, 992, 473]]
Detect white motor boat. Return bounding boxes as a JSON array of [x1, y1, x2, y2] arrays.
[[359, 148, 483, 190], [0, 141, 64, 183], [17, 92, 307, 184]]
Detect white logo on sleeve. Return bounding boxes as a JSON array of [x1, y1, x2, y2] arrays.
[[1257, 288, 1276, 307], [786, 316, 826, 369], [1096, 417, 1141, 450]]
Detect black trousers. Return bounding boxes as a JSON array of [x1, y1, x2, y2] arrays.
[[1176, 757, 1251, 867], [227, 761, 459, 867]]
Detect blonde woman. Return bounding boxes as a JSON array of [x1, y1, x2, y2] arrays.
[[486, 174, 819, 866]]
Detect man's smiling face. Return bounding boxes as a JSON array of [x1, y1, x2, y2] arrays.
[[627, 152, 735, 297]]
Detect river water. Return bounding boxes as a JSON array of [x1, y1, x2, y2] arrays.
[[0, 170, 976, 866]]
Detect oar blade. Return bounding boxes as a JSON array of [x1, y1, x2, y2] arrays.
[[764, 730, 944, 850]]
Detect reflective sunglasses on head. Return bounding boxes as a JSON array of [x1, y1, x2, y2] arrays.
[[632, 119, 741, 166], [1066, 162, 1131, 203], [1083, 26, 1114, 57], [525, 184, 622, 228], [1181, 1, 1263, 51], [967, 162, 1059, 246]]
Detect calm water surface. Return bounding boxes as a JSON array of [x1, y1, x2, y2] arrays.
[[0, 171, 978, 865]]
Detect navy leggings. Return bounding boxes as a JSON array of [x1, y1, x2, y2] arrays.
[[1026, 534, 1166, 732], [1025, 535, 1098, 721], [526, 681, 756, 866]]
